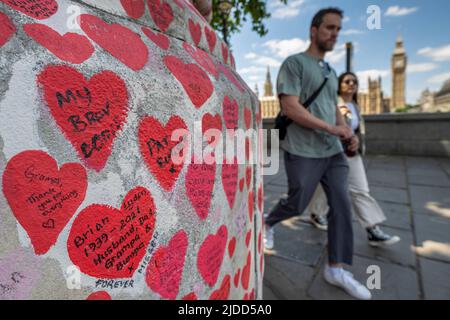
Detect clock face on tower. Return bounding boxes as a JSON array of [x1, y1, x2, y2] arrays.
[[395, 58, 404, 69]]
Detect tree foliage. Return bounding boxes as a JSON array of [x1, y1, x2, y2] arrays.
[[211, 0, 288, 45]]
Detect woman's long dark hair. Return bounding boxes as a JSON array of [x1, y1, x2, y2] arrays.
[[338, 71, 359, 104]]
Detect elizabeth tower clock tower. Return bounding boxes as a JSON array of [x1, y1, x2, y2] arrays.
[[392, 35, 407, 110]]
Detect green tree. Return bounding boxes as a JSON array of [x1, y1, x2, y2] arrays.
[[211, 0, 288, 46]]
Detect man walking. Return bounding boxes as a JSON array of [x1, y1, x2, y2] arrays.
[[264, 8, 371, 300]]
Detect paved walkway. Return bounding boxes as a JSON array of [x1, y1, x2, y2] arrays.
[[262, 152, 450, 300]]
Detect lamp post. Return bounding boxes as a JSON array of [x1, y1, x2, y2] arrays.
[[218, 0, 233, 45]]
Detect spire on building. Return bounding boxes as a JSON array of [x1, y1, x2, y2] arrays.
[[394, 34, 405, 54], [263, 66, 274, 97], [254, 83, 259, 98]]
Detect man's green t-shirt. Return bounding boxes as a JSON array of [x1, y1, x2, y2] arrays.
[[277, 52, 343, 158]]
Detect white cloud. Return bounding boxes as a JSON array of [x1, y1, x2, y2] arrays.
[[427, 72, 450, 84], [340, 29, 364, 36], [262, 38, 310, 58], [270, 0, 305, 19], [326, 43, 347, 64], [356, 69, 389, 90], [418, 44, 450, 62], [343, 16, 350, 23], [244, 52, 281, 67], [385, 6, 418, 17], [238, 66, 265, 75], [407, 63, 438, 74]]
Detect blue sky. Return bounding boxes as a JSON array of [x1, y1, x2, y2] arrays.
[[229, 0, 450, 104]]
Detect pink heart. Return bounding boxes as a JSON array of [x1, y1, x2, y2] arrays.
[[186, 161, 216, 220], [233, 269, 241, 288], [146, 230, 188, 299], [142, 26, 170, 50], [24, 23, 94, 64], [197, 225, 228, 286], [245, 229, 252, 247]]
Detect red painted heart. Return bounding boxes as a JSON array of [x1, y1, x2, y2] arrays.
[[138, 116, 187, 192], [173, 0, 184, 10], [146, 230, 188, 300], [186, 161, 216, 220], [228, 237, 236, 258], [3, 150, 87, 255], [0, 11, 15, 47], [1, 0, 58, 20], [202, 113, 222, 146], [120, 0, 145, 19], [260, 254, 264, 274], [183, 42, 218, 79], [37, 65, 129, 171], [230, 51, 236, 69], [182, 292, 198, 300], [209, 275, 230, 300], [257, 184, 263, 213], [142, 26, 170, 50], [239, 177, 244, 192], [197, 225, 228, 286], [241, 251, 251, 290], [86, 291, 112, 300], [147, 0, 173, 32], [221, 157, 238, 209], [245, 137, 251, 162], [221, 42, 228, 64], [244, 107, 252, 129], [67, 186, 156, 278], [245, 229, 252, 248], [258, 230, 262, 254], [204, 26, 216, 53], [248, 190, 254, 222], [164, 55, 213, 109], [233, 269, 241, 288], [24, 23, 94, 64], [80, 14, 148, 71], [217, 64, 245, 92], [222, 96, 239, 130], [188, 19, 201, 46], [245, 166, 252, 189]]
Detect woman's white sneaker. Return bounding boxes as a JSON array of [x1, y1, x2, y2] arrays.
[[264, 224, 274, 250], [323, 265, 372, 300]]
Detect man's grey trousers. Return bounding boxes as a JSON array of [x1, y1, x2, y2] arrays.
[[265, 151, 353, 265]]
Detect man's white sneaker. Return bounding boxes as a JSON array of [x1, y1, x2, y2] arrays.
[[323, 265, 372, 300], [264, 224, 274, 250]]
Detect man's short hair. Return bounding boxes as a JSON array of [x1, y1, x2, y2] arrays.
[[311, 7, 344, 29]]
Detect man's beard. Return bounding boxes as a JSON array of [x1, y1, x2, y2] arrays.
[[317, 39, 335, 53]]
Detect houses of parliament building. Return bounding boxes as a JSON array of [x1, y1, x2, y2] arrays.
[[259, 36, 408, 118]]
